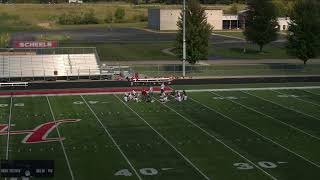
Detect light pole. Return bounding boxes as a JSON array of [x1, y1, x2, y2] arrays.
[[182, 0, 186, 77]]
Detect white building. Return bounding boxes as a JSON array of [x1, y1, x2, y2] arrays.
[[68, 0, 83, 3], [148, 8, 223, 30], [277, 17, 290, 31], [148, 8, 290, 31]]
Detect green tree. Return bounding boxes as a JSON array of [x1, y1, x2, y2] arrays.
[[229, 3, 238, 14], [287, 0, 320, 64], [244, 0, 279, 52], [175, 0, 213, 64], [272, 0, 287, 16], [0, 33, 10, 48]]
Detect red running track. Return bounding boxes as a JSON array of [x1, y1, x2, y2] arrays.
[[0, 87, 173, 96]]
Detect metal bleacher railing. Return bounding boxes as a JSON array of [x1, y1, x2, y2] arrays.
[[0, 82, 28, 88], [0, 47, 107, 81]]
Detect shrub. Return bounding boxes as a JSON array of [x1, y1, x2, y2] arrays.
[[104, 12, 114, 23], [57, 10, 99, 25], [133, 13, 147, 22], [0, 33, 10, 48], [81, 10, 99, 24], [114, 7, 126, 23]]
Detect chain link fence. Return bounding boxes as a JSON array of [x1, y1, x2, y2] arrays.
[[124, 63, 320, 78]]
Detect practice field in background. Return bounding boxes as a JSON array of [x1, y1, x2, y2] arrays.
[[1, 86, 320, 180]]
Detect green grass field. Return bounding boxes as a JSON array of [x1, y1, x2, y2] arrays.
[[61, 42, 295, 61], [1, 86, 320, 179], [0, 3, 242, 32], [61, 42, 177, 61], [131, 63, 320, 77], [213, 31, 245, 39]]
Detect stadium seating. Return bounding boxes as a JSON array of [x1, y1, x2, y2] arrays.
[[0, 53, 101, 79]]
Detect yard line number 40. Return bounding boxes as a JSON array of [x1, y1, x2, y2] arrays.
[[115, 168, 162, 177], [114, 161, 286, 177]]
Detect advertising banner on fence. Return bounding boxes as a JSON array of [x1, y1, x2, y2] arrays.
[[14, 41, 58, 48]]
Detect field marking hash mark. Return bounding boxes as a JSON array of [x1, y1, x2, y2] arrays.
[[243, 91, 320, 122], [272, 90, 320, 108], [210, 91, 320, 141]]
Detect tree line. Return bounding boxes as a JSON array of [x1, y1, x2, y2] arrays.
[[175, 0, 320, 64], [0, 0, 290, 5]]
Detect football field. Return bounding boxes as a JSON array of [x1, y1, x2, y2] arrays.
[[1, 87, 320, 180]]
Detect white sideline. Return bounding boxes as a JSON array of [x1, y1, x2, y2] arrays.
[[271, 90, 320, 107], [155, 98, 277, 180], [80, 95, 143, 180], [1, 86, 320, 98], [244, 91, 320, 122], [46, 97, 75, 180], [0, 92, 129, 98], [6, 96, 13, 160], [209, 91, 320, 141], [114, 94, 211, 180], [181, 86, 320, 92], [190, 97, 320, 169]]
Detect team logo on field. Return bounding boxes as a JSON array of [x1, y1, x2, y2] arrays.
[[0, 119, 81, 144]]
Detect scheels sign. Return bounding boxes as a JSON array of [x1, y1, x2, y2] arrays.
[[14, 41, 58, 48]]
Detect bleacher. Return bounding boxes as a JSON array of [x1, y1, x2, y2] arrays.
[[0, 53, 101, 80], [0, 82, 28, 88]]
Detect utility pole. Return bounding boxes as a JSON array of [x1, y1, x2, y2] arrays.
[[182, 0, 186, 77]]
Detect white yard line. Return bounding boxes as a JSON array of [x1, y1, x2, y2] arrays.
[[46, 96, 75, 180], [272, 90, 320, 107], [189, 96, 320, 169], [243, 91, 320, 122], [6, 96, 13, 160], [302, 89, 320, 96], [181, 86, 320, 93], [113, 94, 211, 180], [210, 91, 320, 141], [155, 98, 277, 180], [80, 95, 143, 180]]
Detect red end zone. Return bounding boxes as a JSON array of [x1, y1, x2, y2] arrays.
[[0, 87, 173, 96]]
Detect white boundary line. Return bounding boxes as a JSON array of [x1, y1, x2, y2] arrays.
[[46, 96, 75, 180], [189, 96, 320, 168], [113, 94, 211, 180], [0, 86, 320, 98], [271, 90, 320, 107], [80, 95, 143, 180], [243, 91, 320, 122], [155, 98, 277, 180], [210, 91, 320, 141], [5, 96, 13, 160], [0, 92, 131, 98]]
